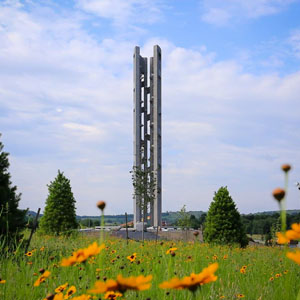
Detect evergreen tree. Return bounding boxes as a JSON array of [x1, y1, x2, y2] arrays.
[[39, 170, 78, 235], [203, 186, 248, 247], [0, 134, 26, 244]]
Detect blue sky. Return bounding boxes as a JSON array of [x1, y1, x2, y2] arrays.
[[1, 0, 300, 215]]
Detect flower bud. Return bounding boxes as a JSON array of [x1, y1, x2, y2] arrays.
[[97, 201, 106, 210], [272, 188, 285, 202], [281, 164, 291, 173]]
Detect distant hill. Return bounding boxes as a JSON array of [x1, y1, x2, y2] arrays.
[[26, 209, 300, 225]]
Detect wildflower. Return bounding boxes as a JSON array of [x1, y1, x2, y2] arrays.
[[34, 270, 51, 287], [281, 164, 291, 173], [275, 273, 282, 278], [287, 250, 300, 265], [272, 188, 285, 202], [127, 253, 137, 262], [236, 294, 245, 298], [71, 295, 92, 300], [166, 247, 177, 255], [284, 270, 288, 274], [219, 296, 225, 299], [104, 291, 123, 299], [40, 246, 45, 251], [223, 255, 228, 260], [240, 268, 246, 274], [0, 279, 6, 284], [212, 255, 218, 260], [61, 242, 105, 266], [286, 223, 300, 240], [97, 201, 106, 210], [89, 274, 152, 294], [25, 251, 33, 257], [64, 286, 76, 299], [55, 283, 69, 293], [269, 277, 274, 281], [54, 294, 64, 300], [159, 263, 218, 292], [276, 232, 290, 244]]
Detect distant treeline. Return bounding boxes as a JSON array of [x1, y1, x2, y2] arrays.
[[26, 210, 300, 235]]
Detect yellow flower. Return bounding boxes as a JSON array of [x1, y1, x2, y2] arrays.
[[61, 242, 105, 266], [127, 253, 137, 262], [286, 223, 300, 240], [34, 270, 50, 287], [89, 274, 152, 294], [71, 295, 92, 300], [240, 268, 246, 274], [287, 250, 300, 265], [64, 286, 76, 299], [159, 263, 218, 292], [55, 283, 69, 293], [276, 232, 290, 244], [269, 277, 274, 281], [236, 294, 245, 298], [25, 251, 33, 257], [40, 246, 45, 251], [166, 247, 177, 255], [0, 279, 6, 284], [54, 294, 64, 300], [104, 291, 123, 299]]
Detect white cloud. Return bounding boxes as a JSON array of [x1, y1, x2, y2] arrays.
[[200, 0, 298, 26], [76, 0, 164, 26], [289, 29, 300, 58]]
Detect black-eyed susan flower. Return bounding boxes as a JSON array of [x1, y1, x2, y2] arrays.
[[55, 283, 68, 293], [166, 247, 177, 255], [287, 250, 300, 264], [159, 263, 218, 292], [0, 279, 6, 284], [70, 295, 92, 300], [61, 242, 105, 266], [88, 274, 152, 294], [127, 253, 137, 262], [275, 273, 282, 278], [25, 251, 33, 257], [236, 294, 245, 298], [104, 291, 123, 299], [269, 277, 274, 281], [64, 286, 76, 299], [34, 270, 51, 287]]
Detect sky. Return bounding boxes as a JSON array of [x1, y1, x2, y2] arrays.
[[1, 0, 300, 216]]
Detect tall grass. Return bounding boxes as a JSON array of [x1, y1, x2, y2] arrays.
[[0, 232, 299, 300]]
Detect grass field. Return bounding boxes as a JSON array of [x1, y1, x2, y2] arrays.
[[0, 232, 299, 300]]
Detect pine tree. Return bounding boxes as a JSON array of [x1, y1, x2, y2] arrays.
[[39, 170, 78, 235], [203, 186, 248, 247], [0, 134, 26, 244]]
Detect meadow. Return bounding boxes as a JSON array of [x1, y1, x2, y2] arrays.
[[0, 232, 299, 300]]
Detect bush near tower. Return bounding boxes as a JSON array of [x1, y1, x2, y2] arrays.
[[39, 170, 78, 235], [203, 186, 248, 247], [0, 134, 26, 245]]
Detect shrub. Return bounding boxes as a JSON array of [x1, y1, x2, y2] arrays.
[[39, 170, 78, 235], [203, 186, 248, 247]]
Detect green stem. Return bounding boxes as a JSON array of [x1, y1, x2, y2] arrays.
[[100, 210, 105, 245], [280, 173, 289, 233], [297, 287, 300, 300]]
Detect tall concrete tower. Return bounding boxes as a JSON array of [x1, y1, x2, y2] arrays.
[[133, 45, 162, 228]]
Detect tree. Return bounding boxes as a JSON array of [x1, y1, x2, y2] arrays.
[[176, 205, 191, 229], [203, 186, 248, 247], [131, 164, 156, 226], [39, 170, 78, 235], [0, 134, 26, 244]]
